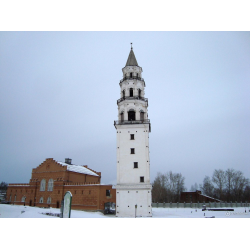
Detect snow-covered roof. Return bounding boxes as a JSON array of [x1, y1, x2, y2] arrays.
[[57, 162, 99, 177], [200, 193, 221, 202]]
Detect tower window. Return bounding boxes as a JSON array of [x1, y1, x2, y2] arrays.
[[128, 110, 135, 121], [140, 176, 144, 182], [130, 72, 132, 78], [121, 112, 124, 122], [138, 89, 141, 98], [131, 148, 135, 154], [122, 89, 125, 98], [129, 88, 133, 97], [140, 111, 144, 121], [130, 134, 134, 140], [134, 162, 138, 168]]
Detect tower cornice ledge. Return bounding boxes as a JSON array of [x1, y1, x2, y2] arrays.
[[115, 184, 152, 190]]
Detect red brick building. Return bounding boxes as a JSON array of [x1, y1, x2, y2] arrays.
[[6, 158, 116, 211], [180, 190, 221, 203]]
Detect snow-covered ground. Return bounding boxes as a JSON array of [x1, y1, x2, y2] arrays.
[[0, 204, 249, 218], [0, 204, 106, 218]]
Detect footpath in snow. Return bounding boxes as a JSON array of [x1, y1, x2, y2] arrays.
[[0, 204, 249, 218]]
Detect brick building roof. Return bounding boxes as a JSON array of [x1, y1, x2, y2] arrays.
[[57, 161, 100, 177]]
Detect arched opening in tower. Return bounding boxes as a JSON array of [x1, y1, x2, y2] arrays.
[[138, 89, 141, 98], [140, 111, 144, 121], [128, 110, 135, 121], [130, 88, 133, 97], [120, 112, 124, 122]]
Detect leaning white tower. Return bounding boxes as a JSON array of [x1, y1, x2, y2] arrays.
[[114, 45, 152, 217]]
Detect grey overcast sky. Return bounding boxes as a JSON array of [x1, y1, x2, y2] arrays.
[[1, 32, 250, 190]]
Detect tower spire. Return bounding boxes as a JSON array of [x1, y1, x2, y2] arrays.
[[125, 45, 138, 66]]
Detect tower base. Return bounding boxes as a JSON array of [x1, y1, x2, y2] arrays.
[[115, 184, 152, 217]]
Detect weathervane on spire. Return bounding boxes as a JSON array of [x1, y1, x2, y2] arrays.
[[131, 43, 133, 49]]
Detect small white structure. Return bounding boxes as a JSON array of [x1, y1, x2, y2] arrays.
[[114, 46, 152, 217]]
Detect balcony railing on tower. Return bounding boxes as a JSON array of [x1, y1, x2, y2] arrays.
[[117, 96, 148, 105], [114, 119, 151, 132], [120, 75, 145, 84]]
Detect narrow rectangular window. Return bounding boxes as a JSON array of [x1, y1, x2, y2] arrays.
[[130, 134, 134, 140], [131, 148, 135, 154], [134, 162, 138, 168], [106, 190, 110, 196], [140, 176, 144, 183]]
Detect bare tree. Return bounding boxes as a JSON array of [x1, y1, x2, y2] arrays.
[[200, 176, 214, 197], [224, 168, 236, 201], [152, 172, 167, 203], [209, 169, 249, 202], [231, 170, 249, 201], [152, 171, 185, 203], [212, 169, 226, 199], [0, 182, 8, 191], [243, 185, 250, 202]]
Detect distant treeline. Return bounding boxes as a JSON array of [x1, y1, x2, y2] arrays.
[[152, 169, 250, 203], [152, 171, 185, 203], [197, 169, 250, 202]]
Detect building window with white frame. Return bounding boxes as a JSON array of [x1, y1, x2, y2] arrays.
[[21, 196, 26, 202], [40, 179, 46, 191], [39, 197, 44, 203], [47, 197, 51, 204], [48, 179, 54, 191]]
